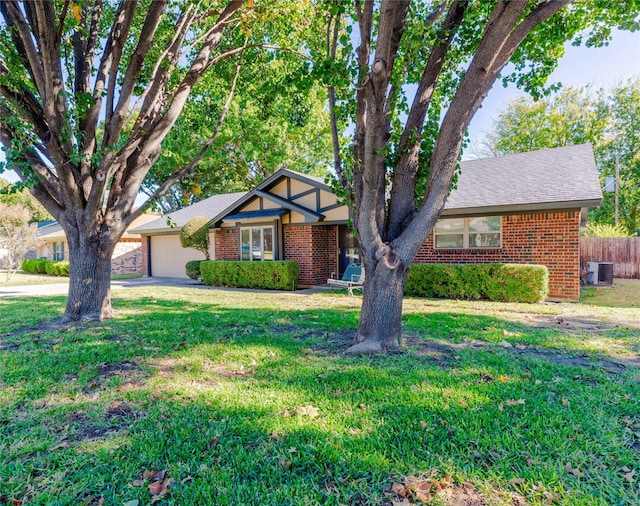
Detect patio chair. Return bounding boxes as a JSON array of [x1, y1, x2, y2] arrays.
[[327, 263, 365, 296]]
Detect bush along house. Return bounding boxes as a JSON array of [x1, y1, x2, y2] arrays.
[[132, 144, 602, 301]]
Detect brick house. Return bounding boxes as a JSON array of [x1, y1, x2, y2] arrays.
[[133, 144, 602, 300], [35, 213, 159, 275]]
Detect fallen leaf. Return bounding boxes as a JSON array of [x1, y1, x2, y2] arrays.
[[318, 373, 327, 379], [498, 340, 513, 348], [420, 420, 427, 429], [621, 469, 635, 483], [458, 399, 468, 408], [562, 396, 570, 406], [498, 403, 504, 411], [565, 462, 584, 477], [359, 403, 367, 410], [515, 344, 527, 350], [499, 374, 508, 383], [349, 427, 361, 435], [443, 388, 453, 397], [282, 409, 291, 417], [288, 447, 297, 453], [52, 344, 60, 350], [279, 458, 291, 470], [632, 376, 640, 381], [503, 329, 521, 337], [269, 431, 284, 441], [411, 385, 420, 392], [391, 482, 407, 497], [489, 451, 502, 460], [509, 477, 525, 485], [149, 477, 174, 496], [142, 469, 166, 481], [333, 390, 343, 396], [208, 437, 218, 449], [505, 398, 525, 406], [297, 405, 319, 419]]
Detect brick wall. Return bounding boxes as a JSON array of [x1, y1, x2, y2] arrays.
[[111, 240, 142, 275], [414, 210, 581, 300], [284, 225, 337, 286], [214, 228, 240, 260]]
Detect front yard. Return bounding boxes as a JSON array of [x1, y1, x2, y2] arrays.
[[1, 284, 638, 505]]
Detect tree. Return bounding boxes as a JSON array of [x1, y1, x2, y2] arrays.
[[481, 80, 640, 234], [0, 177, 51, 222], [0, 0, 286, 321], [180, 216, 210, 260], [0, 201, 37, 280], [319, 1, 638, 353]]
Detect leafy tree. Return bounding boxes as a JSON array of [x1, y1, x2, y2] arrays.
[[0, 201, 37, 280], [0, 0, 303, 321], [0, 177, 51, 222], [180, 216, 210, 259], [480, 80, 640, 234], [319, 1, 638, 353]]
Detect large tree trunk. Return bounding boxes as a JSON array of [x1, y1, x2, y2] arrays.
[[347, 255, 409, 354], [63, 229, 116, 322]]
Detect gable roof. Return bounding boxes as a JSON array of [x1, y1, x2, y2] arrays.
[[443, 144, 602, 216], [38, 213, 162, 241], [209, 168, 336, 227], [132, 192, 247, 234]]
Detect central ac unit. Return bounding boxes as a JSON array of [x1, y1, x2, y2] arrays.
[[586, 261, 614, 285]]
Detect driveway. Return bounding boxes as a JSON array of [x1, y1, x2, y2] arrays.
[[0, 277, 198, 299]]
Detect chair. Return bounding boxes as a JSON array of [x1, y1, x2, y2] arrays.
[[327, 263, 365, 296]]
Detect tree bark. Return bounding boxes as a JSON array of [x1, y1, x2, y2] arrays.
[[347, 249, 408, 354], [63, 229, 116, 322]]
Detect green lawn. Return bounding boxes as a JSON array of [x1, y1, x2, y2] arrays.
[[0, 271, 142, 287], [1, 286, 638, 505]]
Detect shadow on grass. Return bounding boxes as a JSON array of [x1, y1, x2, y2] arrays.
[[1, 295, 639, 505]]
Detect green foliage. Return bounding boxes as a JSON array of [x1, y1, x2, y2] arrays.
[[581, 222, 632, 237], [0, 178, 51, 222], [44, 260, 70, 277], [200, 261, 299, 290], [482, 80, 640, 234], [179, 217, 210, 260], [405, 263, 548, 303], [21, 258, 48, 274], [185, 260, 204, 280]]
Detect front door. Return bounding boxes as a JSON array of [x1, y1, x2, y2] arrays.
[[338, 225, 361, 276]]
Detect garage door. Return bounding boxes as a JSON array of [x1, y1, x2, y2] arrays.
[[149, 234, 207, 278]]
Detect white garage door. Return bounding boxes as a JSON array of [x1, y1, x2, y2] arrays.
[[149, 234, 209, 278]]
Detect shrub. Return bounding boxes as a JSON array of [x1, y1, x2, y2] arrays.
[[44, 260, 70, 276], [180, 216, 210, 259], [185, 260, 203, 280], [405, 263, 548, 303], [21, 258, 48, 274], [581, 222, 631, 237], [200, 261, 299, 291]]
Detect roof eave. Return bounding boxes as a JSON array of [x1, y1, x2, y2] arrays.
[[441, 199, 602, 217]]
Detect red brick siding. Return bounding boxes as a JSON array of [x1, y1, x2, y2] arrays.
[[214, 229, 240, 260], [140, 236, 150, 276], [414, 210, 581, 300], [284, 225, 337, 286]]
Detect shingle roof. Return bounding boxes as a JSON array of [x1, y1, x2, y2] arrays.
[[444, 144, 602, 214], [131, 192, 247, 233]]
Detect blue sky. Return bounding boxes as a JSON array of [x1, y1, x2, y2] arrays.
[[1, 29, 639, 183]]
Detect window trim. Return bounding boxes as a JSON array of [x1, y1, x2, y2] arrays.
[[52, 241, 65, 260], [434, 216, 502, 250], [239, 224, 276, 261]]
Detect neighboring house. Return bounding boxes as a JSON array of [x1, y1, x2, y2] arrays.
[[35, 214, 159, 275], [133, 144, 602, 300]]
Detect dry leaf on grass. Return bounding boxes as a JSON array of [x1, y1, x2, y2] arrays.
[[505, 398, 526, 406], [498, 340, 513, 348], [297, 405, 319, 419], [565, 462, 584, 477], [509, 477, 525, 485]]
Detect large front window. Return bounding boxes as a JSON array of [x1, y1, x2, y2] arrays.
[[241, 226, 274, 261], [52, 241, 65, 260], [434, 216, 501, 249]]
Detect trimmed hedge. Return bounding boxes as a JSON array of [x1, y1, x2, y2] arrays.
[[185, 260, 203, 280], [200, 261, 299, 291], [44, 260, 70, 276], [405, 263, 548, 303], [21, 258, 70, 276], [21, 258, 48, 274]]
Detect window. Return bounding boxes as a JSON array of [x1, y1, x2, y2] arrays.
[[240, 226, 274, 261], [434, 216, 501, 249], [52, 241, 65, 260]]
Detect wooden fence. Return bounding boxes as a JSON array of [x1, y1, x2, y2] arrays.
[[580, 237, 640, 279]]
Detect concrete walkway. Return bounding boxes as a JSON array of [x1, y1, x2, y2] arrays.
[[0, 277, 331, 299]]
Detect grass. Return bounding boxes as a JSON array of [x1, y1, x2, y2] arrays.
[[0, 271, 142, 287], [0, 285, 639, 506], [580, 278, 640, 308]]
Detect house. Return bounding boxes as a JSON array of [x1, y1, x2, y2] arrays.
[[133, 144, 602, 300], [35, 214, 159, 275]]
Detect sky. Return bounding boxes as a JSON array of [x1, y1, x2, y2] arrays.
[[1, 28, 639, 184], [465, 28, 640, 157]]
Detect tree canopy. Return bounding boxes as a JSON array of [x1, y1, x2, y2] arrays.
[[481, 79, 640, 234], [0, 177, 51, 222]]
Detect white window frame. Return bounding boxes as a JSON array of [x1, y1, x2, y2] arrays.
[[52, 241, 65, 260], [240, 225, 275, 261], [434, 216, 502, 249]]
